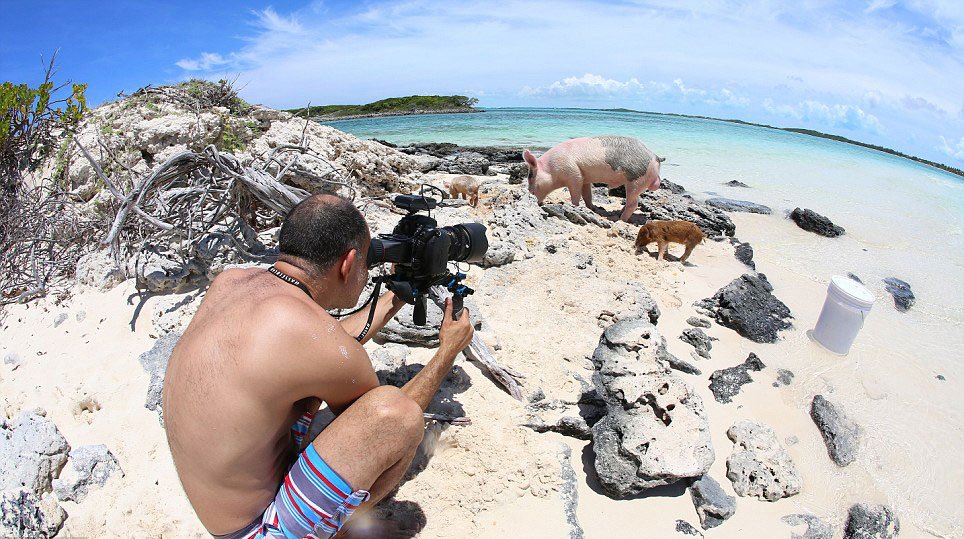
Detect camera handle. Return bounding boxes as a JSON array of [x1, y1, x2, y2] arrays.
[[445, 272, 474, 321]]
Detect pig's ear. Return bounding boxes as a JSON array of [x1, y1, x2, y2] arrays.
[[523, 149, 538, 169], [656, 156, 666, 163]]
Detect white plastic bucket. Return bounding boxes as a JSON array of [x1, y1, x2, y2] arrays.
[[811, 276, 875, 355]]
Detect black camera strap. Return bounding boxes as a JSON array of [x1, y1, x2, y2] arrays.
[[268, 266, 313, 299]]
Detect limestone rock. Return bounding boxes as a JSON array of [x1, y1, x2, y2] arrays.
[[696, 274, 792, 343], [637, 188, 736, 239], [74, 249, 126, 290], [843, 504, 899, 539], [708, 353, 766, 404], [680, 328, 717, 359], [734, 242, 755, 270], [0, 413, 70, 495], [676, 520, 703, 536], [883, 277, 915, 312], [52, 444, 123, 502], [810, 395, 860, 466], [790, 208, 845, 237], [0, 489, 66, 539], [706, 197, 772, 214], [541, 203, 612, 228], [782, 513, 833, 539], [725, 420, 801, 501], [686, 317, 711, 328], [689, 475, 736, 529], [591, 318, 714, 497], [773, 368, 794, 387], [137, 332, 182, 424], [663, 352, 702, 376], [435, 151, 490, 175]]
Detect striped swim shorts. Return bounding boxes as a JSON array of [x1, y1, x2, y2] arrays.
[[215, 412, 370, 539]]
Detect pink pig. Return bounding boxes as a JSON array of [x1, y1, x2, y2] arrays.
[[523, 136, 665, 222]]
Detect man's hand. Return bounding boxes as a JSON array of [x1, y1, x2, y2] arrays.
[[439, 297, 474, 356]]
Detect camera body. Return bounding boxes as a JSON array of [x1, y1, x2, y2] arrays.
[[368, 194, 488, 324]]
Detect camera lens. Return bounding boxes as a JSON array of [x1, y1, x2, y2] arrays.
[[444, 223, 488, 263]]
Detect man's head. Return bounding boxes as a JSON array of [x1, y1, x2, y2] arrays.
[[278, 194, 371, 308]]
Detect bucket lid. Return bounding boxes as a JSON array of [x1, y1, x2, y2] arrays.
[[829, 275, 875, 308]]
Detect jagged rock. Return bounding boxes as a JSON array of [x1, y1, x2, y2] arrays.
[[883, 278, 915, 312], [614, 282, 661, 325], [680, 328, 717, 359], [844, 504, 899, 539], [724, 180, 750, 188], [573, 252, 594, 270], [663, 352, 702, 376], [734, 242, 755, 270], [638, 190, 736, 239], [0, 489, 66, 539], [708, 353, 765, 403], [541, 203, 612, 228], [936, 374, 946, 381], [696, 274, 792, 343], [810, 395, 860, 466], [74, 249, 126, 290], [0, 412, 70, 495], [507, 162, 528, 184], [481, 188, 565, 267], [522, 415, 593, 440], [435, 151, 490, 175], [773, 368, 794, 387], [370, 343, 411, 372], [725, 420, 801, 501], [52, 444, 123, 503], [137, 332, 182, 424], [676, 520, 703, 536], [591, 318, 714, 497], [152, 293, 201, 336], [782, 513, 833, 539], [137, 244, 205, 293], [790, 208, 845, 237], [689, 475, 736, 529], [706, 198, 772, 214], [686, 317, 710, 328]]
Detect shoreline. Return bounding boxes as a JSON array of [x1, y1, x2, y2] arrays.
[[311, 108, 483, 122]]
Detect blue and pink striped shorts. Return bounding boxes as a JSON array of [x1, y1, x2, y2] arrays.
[[215, 412, 370, 539]]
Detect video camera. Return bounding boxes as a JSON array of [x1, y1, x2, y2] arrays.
[[367, 188, 488, 325]]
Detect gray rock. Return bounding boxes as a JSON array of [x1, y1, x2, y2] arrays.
[[370, 343, 411, 373], [482, 189, 565, 267], [676, 520, 703, 536], [408, 153, 440, 172], [591, 318, 715, 497], [782, 513, 833, 539], [52, 444, 123, 502], [556, 443, 585, 539], [686, 317, 711, 328], [790, 208, 845, 237], [638, 190, 736, 239], [696, 274, 793, 343], [663, 352, 702, 376], [724, 180, 750, 188], [725, 420, 802, 501], [844, 504, 899, 539], [435, 151, 490, 175], [542, 203, 612, 228], [936, 374, 946, 381], [680, 328, 717, 359], [137, 332, 182, 424], [379, 301, 481, 347], [480, 241, 515, 267], [137, 244, 205, 293], [847, 272, 863, 284], [708, 353, 766, 403], [507, 163, 528, 185], [74, 248, 126, 290], [734, 242, 755, 270], [0, 489, 66, 539], [616, 282, 661, 325], [53, 314, 68, 328], [706, 197, 772, 214], [522, 415, 592, 440], [0, 412, 70, 495], [883, 277, 915, 312], [689, 475, 736, 529], [810, 395, 860, 466], [773, 368, 794, 387]]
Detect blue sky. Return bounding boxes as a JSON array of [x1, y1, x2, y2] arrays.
[[2, 0, 962, 167]]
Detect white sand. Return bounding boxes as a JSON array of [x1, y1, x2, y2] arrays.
[[1, 187, 958, 538]]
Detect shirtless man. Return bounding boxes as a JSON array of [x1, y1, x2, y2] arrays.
[[162, 194, 474, 538]]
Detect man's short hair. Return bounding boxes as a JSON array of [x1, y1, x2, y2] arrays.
[[278, 194, 369, 273]]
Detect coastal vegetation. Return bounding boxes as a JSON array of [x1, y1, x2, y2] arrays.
[[286, 95, 479, 120]]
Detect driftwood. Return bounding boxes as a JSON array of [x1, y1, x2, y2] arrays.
[[423, 413, 471, 426], [428, 285, 526, 401]]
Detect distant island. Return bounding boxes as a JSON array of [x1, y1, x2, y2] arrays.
[[602, 108, 964, 178], [286, 95, 482, 121]]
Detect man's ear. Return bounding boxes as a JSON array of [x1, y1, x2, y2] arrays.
[[339, 249, 358, 282]]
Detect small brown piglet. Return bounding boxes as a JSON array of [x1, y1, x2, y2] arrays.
[[446, 175, 481, 206], [635, 220, 704, 263]]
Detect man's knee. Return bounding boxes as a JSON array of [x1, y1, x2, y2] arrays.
[[364, 386, 423, 441]]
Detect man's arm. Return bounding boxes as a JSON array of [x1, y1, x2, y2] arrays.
[[338, 291, 406, 344], [401, 298, 474, 411]]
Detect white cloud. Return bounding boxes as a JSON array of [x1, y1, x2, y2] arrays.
[[175, 52, 231, 71], [254, 7, 303, 34], [764, 99, 883, 133], [938, 135, 964, 159], [522, 73, 748, 107]]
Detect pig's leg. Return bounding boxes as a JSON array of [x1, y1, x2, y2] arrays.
[[471, 193, 478, 207], [567, 184, 582, 206], [657, 241, 667, 261], [581, 183, 596, 210], [619, 181, 644, 222], [680, 243, 696, 263]]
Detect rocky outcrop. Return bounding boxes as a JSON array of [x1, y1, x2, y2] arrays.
[[844, 504, 899, 539], [638, 189, 736, 239], [733, 242, 755, 270], [790, 208, 845, 237], [725, 420, 801, 501], [706, 198, 772, 214], [724, 180, 750, 188], [541, 203, 612, 228], [689, 475, 736, 529], [782, 513, 833, 539], [52, 444, 123, 502], [137, 332, 182, 424], [708, 353, 765, 404], [480, 187, 566, 268], [0, 413, 70, 495], [507, 162, 528, 184], [810, 395, 860, 466], [1, 489, 66, 539], [74, 249, 126, 290], [686, 317, 711, 329], [590, 318, 714, 497], [696, 274, 792, 343], [676, 520, 703, 536], [434, 151, 491, 175], [680, 328, 717, 359], [883, 278, 915, 312]]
